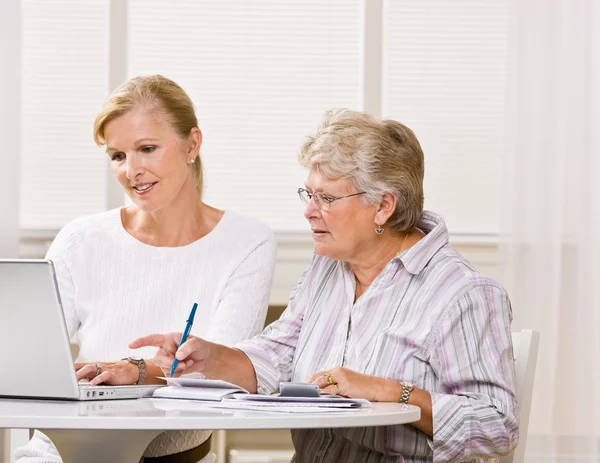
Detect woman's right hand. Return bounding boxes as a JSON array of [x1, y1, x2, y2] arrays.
[[129, 333, 211, 377]]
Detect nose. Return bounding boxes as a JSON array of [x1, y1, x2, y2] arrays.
[[125, 153, 144, 180], [303, 196, 321, 220]]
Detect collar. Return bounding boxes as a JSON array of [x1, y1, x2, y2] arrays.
[[395, 210, 449, 275]]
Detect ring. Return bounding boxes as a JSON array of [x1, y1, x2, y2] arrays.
[[94, 364, 102, 378], [325, 374, 335, 386]]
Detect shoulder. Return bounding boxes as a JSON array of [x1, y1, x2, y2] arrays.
[[218, 211, 276, 247], [420, 245, 512, 329], [428, 244, 507, 297], [48, 209, 122, 255]]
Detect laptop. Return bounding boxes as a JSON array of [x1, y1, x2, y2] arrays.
[[0, 259, 162, 401]]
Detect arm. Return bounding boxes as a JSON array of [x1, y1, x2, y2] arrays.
[[131, 259, 313, 392], [129, 334, 259, 392], [308, 367, 434, 435], [46, 235, 80, 341], [428, 284, 519, 462], [202, 234, 277, 346]]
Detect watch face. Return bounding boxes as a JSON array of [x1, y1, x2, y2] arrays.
[[129, 356, 143, 362]]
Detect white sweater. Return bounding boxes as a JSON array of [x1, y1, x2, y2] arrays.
[[16, 208, 276, 462]]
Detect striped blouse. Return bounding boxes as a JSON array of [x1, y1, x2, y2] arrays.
[[236, 211, 519, 462]]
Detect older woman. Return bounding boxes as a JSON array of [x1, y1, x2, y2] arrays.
[[132, 109, 518, 463]]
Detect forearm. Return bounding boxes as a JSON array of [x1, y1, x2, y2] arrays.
[[204, 343, 258, 392], [379, 378, 433, 436]]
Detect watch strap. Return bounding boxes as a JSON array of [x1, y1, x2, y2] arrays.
[[122, 357, 147, 385], [399, 381, 414, 404]]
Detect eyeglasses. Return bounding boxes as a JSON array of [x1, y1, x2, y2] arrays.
[[297, 188, 366, 211]]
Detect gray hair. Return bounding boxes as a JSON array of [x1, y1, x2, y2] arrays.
[[298, 109, 424, 231]]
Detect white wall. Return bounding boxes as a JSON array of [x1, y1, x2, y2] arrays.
[[0, 0, 20, 258], [0, 0, 21, 461]]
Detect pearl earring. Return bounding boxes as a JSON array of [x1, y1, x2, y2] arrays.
[[188, 158, 195, 164]]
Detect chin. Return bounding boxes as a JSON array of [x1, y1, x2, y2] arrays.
[[129, 197, 164, 213], [313, 243, 337, 259]]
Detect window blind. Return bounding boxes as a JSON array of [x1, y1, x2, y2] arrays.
[[128, 0, 362, 232], [20, 0, 109, 230], [383, 0, 509, 234]]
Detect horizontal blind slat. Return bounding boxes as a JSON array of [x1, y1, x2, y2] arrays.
[[129, 0, 362, 232], [20, 0, 109, 230], [383, 0, 509, 234]]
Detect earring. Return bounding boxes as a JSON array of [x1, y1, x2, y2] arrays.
[[188, 158, 195, 164], [375, 224, 384, 235]]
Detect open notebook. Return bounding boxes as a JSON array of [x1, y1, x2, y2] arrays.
[[154, 375, 370, 410]]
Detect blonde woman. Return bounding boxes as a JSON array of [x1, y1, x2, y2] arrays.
[[133, 109, 519, 463], [16, 75, 276, 463]]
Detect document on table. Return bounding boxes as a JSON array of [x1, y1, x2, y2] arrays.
[[153, 375, 370, 410]]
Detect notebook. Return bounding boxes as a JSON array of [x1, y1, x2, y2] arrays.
[[154, 375, 370, 410], [0, 259, 162, 401]]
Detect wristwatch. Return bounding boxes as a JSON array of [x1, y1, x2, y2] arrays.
[[122, 357, 147, 385], [399, 381, 414, 404]]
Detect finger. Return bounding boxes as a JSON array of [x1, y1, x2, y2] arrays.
[[76, 364, 97, 381], [74, 362, 89, 371], [90, 371, 113, 387], [153, 349, 176, 370], [308, 373, 331, 388], [129, 333, 169, 349], [175, 337, 205, 360], [320, 384, 346, 397]]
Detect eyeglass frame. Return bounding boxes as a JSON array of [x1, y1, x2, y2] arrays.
[[297, 187, 367, 211]]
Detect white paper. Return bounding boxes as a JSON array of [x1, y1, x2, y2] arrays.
[[231, 393, 370, 408]]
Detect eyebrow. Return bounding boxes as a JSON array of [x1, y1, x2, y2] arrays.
[[106, 138, 160, 153]]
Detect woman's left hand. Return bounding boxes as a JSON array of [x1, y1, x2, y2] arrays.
[[75, 360, 140, 386], [307, 367, 385, 401]]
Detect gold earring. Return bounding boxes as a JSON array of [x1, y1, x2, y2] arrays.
[[375, 224, 384, 235]]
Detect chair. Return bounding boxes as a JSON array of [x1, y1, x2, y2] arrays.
[[499, 329, 540, 463]]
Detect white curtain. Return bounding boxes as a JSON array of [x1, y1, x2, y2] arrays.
[[500, 0, 600, 461]]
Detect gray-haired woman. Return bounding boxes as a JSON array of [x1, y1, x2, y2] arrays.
[[132, 109, 519, 463]]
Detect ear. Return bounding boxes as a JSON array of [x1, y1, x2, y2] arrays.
[[186, 127, 202, 156], [374, 192, 397, 225]]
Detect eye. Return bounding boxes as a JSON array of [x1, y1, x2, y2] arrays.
[[321, 194, 335, 204], [141, 145, 156, 153], [111, 152, 125, 161]]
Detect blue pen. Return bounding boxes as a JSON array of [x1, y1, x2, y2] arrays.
[[170, 302, 198, 377]]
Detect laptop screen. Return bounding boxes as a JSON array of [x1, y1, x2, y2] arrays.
[[0, 259, 80, 399]]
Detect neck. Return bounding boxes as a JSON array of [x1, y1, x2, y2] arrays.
[[124, 186, 223, 247], [350, 229, 412, 290]]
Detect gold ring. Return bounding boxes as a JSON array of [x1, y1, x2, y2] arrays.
[[325, 374, 335, 386], [95, 364, 102, 378]]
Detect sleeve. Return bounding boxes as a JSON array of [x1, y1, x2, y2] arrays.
[[13, 430, 62, 463], [428, 283, 519, 463], [45, 227, 80, 343], [234, 259, 313, 395], [201, 231, 277, 347]]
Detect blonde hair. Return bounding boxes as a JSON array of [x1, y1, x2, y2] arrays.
[[298, 109, 425, 231], [93, 75, 203, 195]]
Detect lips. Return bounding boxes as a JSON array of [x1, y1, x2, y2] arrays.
[[132, 182, 158, 195]]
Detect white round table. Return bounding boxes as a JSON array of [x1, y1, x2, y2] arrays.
[[0, 398, 420, 463]]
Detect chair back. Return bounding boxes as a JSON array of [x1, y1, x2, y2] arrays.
[[499, 329, 540, 463]]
